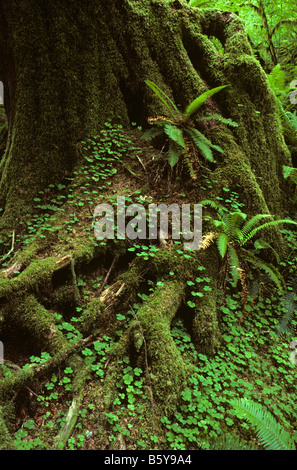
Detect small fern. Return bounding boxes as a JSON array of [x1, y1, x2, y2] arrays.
[[276, 287, 297, 336], [143, 80, 235, 179], [283, 165, 297, 185], [210, 434, 257, 450], [231, 398, 296, 450], [200, 200, 297, 293]]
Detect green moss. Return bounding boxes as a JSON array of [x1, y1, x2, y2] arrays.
[[8, 295, 68, 353], [0, 405, 16, 450], [81, 297, 105, 335], [132, 280, 188, 407]]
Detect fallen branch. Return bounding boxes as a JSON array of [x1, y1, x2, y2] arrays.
[[98, 257, 116, 295]]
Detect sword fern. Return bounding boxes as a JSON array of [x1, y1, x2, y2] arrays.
[[231, 398, 296, 450], [143, 80, 236, 179], [199, 200, 297, 292]]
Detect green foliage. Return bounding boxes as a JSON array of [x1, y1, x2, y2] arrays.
[[200, 199, 297, 291], [161, 287, 297, 450], [283, 165, 297, 185], [268, 65, 297, 152], [188, 0, 213, 7], [143, 80, 236, 178], [231, 398, 296, 450], [197, 0, 297, 69]]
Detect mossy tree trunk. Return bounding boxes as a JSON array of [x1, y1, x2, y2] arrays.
[[0, 0, 294, 449], [0, 0, 292, 224]]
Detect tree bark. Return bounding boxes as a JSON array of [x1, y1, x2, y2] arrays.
[[0, 0, 294, 449], [0, 0, 292, 229]]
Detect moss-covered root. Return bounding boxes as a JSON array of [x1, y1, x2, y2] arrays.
[[0, 405, 16, 450], [130, 279, 189, 408], [7, 295, 69, 354], [53, 358, 90, 450], [192, 279, 220, 356]]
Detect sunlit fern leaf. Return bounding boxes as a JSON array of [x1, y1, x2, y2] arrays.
[[188, 0, 213, 7], [243, 251, 286, 293], [208, 143, 224, 154], [283, 165, 297, 185], [193, 139, 214, 162], [185, 128, 219, 162], [145, 80, 181, 121], [224, 212, 246, 238], [231, 398, 296, 451], [168, 140, 184, 168], [240, 214, 272, 241], [163, 123, 186, 149], [268, 64, 287, 98], [228, 245, 241, 287], [184, 85, 228, 119], [242, 218, 297, 245], [199, 113, 238, 127], [216, 232, 229, 258]]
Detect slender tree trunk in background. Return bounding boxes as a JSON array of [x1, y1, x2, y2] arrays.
[[0, 0, 292, 230]]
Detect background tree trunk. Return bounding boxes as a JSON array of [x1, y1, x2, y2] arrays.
[[0, 0, 292, 229], [0, 0, 295, 450]]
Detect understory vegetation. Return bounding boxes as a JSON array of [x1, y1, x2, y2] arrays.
[[0, 0, 297, 452], [0, 120, 296, 451]]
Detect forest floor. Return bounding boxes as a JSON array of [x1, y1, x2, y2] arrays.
[[0, 121, 296, 451]]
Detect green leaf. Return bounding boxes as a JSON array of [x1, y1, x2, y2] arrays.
[[216, 233, 229, 258], [282, 165, 297, 184], [145, 80, 180, 120], [184, 85, 228, 118], [163, 123, 186, 148], [199, 113, 238, 127], [232, 398, 296, 451], [168, 141, 183, 168]]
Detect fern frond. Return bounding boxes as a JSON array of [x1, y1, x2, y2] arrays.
[[228, 245, 241, 287], [240, 214, 272, 241], [199, 199, 227, 220], [225, 211, 247, 236], [145, 80, 180, 121], [242, 218, 297, 245], [216, 232, 229, 258], [199, 113, 238, 127], [198, 231, 217, 251], [185, 128, 215, 162], [168, 140, 184, 168], [182, 150, 197, 179], [184, 85, 228, 119], [142, 127, 165, 141], [283, 165, 297, 185], [253, 238, 280, 263], [268, 64, 287, 98], [210, 434, 258, 450], [243, 251, 286, 293], [188, 0, 213, 7], [163, 123, 186, 149], [231, 398, 296, 450]]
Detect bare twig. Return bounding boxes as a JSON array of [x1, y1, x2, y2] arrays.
[[98, 257, 116, 295]]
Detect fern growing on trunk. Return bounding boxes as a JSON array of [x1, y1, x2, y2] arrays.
[[142, 80, 237, 179], [199, 199, 297, 293]]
